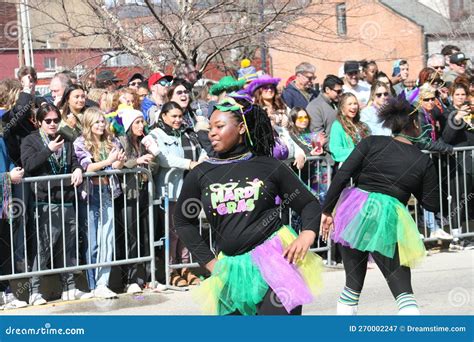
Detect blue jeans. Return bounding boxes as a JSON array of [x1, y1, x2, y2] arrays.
[[84, 185, 115, 289], [423, 209, 439, 232]]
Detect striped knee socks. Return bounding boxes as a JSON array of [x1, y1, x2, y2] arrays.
[[396, 292, 420, 315], [338, 286, 361, 306]]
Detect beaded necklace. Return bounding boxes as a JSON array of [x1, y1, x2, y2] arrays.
[[99, 141, 108, 162], [39, 129, 67, 174], [205, 152, 253, 165]]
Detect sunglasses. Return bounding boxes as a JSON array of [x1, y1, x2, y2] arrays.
[[44, 118, 60, 125], [262, 85, 276, 91], [375, 92, 389, 98], [158, 80, 171, 87], [300, 74, 316, 81], [176, 89, 190, 96], [432, 66, 444, 70], [423, 97, 436, 102], [129, 81, 141, 86], [296, 116, 309, 122], [332, 88, 343, 94]]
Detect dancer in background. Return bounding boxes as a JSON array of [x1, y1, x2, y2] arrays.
[[321, 98, 439, 315]]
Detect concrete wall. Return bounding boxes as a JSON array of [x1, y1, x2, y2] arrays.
[[269, 0, 425, 83]]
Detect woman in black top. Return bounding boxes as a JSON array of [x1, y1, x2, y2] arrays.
[[174, 93, 323, 315], [21, 104, 91, 305], [321, 99, 439, 315]]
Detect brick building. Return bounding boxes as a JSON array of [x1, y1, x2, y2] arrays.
[[268, 0, 472, 83]]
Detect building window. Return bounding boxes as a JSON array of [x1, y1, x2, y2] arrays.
[[336, 3, 347, 36], [44, 57, 57, 70]]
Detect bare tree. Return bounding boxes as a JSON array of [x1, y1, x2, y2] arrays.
[[23, 0, 386, 75], [24, 0, 316, 73]]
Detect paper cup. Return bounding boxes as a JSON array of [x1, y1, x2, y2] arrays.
[[141, 135, 160, 156]]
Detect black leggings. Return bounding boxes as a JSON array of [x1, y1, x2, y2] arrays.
[[340, 244, 413, 298], [229, 289, 302, 316]]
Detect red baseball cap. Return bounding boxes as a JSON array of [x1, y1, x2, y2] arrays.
[[148, 72, 173, 89]]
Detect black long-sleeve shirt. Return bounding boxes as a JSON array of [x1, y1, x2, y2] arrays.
[[174, 145, 321, 265], [323, 136, 439, 214], [21, 131, 82, 203], [2, 92, 36, 166]]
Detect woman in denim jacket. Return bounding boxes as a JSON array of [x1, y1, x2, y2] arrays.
[[149, 101, 206, 287]]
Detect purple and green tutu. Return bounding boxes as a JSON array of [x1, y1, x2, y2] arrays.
[[194, 226, 323, 315], [332, 187, 425, 267]]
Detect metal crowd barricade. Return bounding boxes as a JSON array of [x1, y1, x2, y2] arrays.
[[160, 168, 212, 291], [0, 168, 157, 290], [411, 147, 474, 241], [284, 155, 333, 260], [161, 155, 334, 290]]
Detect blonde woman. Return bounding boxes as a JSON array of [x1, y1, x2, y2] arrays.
[[329, 93, 370, 163], [74, 107, 126, 298]]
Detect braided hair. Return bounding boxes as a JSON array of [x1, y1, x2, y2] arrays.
[[216, 93, 275, 157]]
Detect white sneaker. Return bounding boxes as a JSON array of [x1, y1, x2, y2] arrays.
[[29, 293, 47, 306], [430, 229, 453, 240], [126, 283, 142, 294], [398, 306, 420, 315], [3, 293, 28, 310], [93, 285, 117, 299], [337, 302, 358, 315], [62, 289, 94, 301], [147, 281, 167, 292]]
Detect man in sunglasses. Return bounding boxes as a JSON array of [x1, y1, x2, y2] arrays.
[[427, 53, 446, 77], [307, 75, 344, 140], [282, 62, 319, 109], [444, 52, 469, 83], [128, 73, 145, 91], [141, 72, 173, 126]]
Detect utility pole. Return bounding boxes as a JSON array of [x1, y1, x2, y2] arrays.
[[17, 2, 23, 68], [259, 0, 267, 73], [19, 0, 34, 67]]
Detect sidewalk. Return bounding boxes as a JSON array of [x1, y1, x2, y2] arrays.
[[1, 250, 472, 315]]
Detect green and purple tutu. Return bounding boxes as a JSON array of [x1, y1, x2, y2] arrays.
[[332, 187, 425, 267], [194, 226, 323, 315]]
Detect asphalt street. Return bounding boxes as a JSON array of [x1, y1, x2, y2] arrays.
[[1, 249, 472, 316]]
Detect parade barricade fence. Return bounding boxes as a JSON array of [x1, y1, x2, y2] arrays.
[[412, 147, 474, 241], [0, 168, 157, 291]]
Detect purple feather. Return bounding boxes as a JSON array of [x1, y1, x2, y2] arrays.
[[407, 88, 420, 105]]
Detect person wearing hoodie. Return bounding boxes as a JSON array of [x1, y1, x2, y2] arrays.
[[141, 72, 173, 127], [149, 101, 206, 287]]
